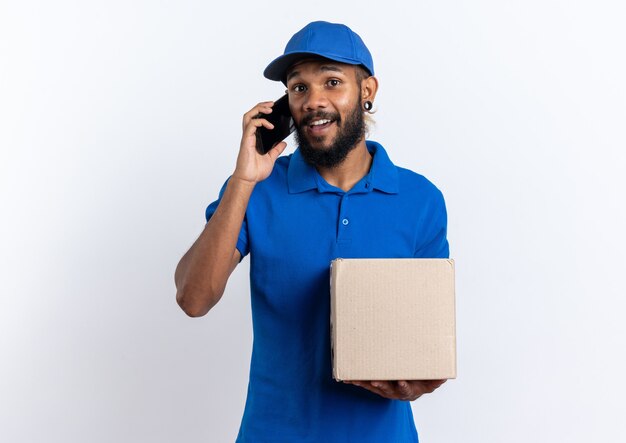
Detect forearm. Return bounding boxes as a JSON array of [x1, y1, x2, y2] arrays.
[[175, 99, 288, 316], [175, 176, 256, 316]]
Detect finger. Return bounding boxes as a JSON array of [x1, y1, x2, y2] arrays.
[[266, 141, 288, 160], [243, 101, 275, 125], [359, 382, 388, 398], [408, 379, 445, 395], [243, 109, 272, 129], [247, 101, 275, 114], [425, 379, 447, 391], [397, 381, 413, 398], [348, 381, 397, 400], [243, 118, 274, 138], [371, 381, 393, 396], [252, 106, 274, 118]]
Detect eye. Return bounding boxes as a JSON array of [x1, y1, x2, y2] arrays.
[[291, 84, 307, 93], [328, 79, 341, 87]]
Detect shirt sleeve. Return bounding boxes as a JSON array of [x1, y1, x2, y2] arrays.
[[204, 176, 250, 262], [414, 189, 450, 259]]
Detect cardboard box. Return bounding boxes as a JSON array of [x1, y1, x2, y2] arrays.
[[330, 258, 456, 381]]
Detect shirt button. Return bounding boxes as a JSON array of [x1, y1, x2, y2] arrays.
[[342, 218, 349, 226]]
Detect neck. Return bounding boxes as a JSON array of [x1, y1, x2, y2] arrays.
[[317, 139, 373, 192]]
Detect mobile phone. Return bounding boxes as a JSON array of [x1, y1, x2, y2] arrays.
[[254, 94, 295, 154]]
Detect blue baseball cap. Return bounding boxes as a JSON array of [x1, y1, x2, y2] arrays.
[[263, 21, 375, 84]]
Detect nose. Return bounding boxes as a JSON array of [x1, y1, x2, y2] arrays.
[[303, 86, 329, 111]]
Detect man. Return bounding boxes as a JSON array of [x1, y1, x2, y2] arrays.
[[175, 21, 449, 442]]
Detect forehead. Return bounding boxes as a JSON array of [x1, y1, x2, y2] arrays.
[[286, 59, 354, 82]]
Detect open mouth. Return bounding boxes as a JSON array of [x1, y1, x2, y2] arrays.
[[308, 118, 335, 134]]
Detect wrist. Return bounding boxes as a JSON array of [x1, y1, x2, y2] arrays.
[[229, 173, 258, 190]]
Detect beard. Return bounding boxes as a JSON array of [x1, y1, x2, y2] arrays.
[[294, 97, 366, 169]]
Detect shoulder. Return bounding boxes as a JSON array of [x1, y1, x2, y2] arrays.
[[395, 165, 445, 203], [368, 140, 444, 203]]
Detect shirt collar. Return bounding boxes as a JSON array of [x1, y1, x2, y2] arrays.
[[287, 140, 399, 194]]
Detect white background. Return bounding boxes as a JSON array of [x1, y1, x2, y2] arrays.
[[1, 1, 625, 442]]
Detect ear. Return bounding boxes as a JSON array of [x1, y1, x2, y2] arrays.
[[361, 76, 379, 103]]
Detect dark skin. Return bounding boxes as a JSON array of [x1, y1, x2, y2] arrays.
[[344, 379, 447, 401], [285, 58, 375, 191], [284, 59, 448, 401], [176, 60, 447, 400]]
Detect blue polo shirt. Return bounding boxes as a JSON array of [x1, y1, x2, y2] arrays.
[[205, 140, 449, 443]]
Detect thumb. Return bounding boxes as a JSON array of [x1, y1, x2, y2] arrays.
[[266, 141, 288, 162]]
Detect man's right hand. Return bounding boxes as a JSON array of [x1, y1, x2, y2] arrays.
[[232, 101, 289, 185], [176, 102, 289, 317]]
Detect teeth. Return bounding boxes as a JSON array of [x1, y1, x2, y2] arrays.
[[311, 119, 331, 126]]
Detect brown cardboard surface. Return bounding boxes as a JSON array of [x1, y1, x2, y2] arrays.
[[330, 258, 456, 381]]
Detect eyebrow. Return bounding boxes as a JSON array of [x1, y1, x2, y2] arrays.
[[286, 65, 345, 83]]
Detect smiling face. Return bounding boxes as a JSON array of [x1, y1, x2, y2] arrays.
[[285, 58, 371, 168]]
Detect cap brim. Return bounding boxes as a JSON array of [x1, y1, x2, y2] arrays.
[[263, 51, 365, 83]]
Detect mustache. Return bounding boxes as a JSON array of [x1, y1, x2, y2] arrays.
[[299, 112, 340, 127]]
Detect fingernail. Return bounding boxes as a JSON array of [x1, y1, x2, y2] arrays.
[[372, 382, 380, 388]]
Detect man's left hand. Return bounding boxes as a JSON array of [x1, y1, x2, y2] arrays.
[[344, 379, 447, 401]]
